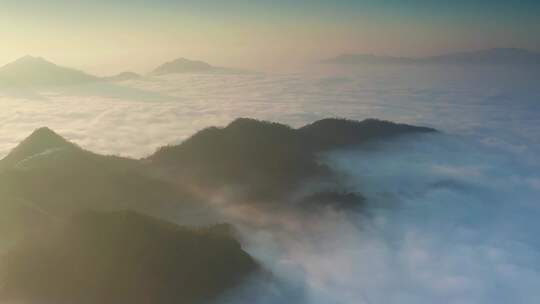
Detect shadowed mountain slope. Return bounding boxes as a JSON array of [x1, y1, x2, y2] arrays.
[[0, 117, 436, 240], [150, 119, 324, 200], [0, 210, 258, 304], [0, 128, 195, 241], [148, 118, 436, 201], [0, 118, 437, 304], [1, 127, 76, 165], [298, 118, 435, 150]]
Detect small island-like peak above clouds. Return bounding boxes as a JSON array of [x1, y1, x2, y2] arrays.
[[151, 57, 252, 75], [0, 56, 99, 87], [102, 71, 142, 82], [323, 48, 540, 66]]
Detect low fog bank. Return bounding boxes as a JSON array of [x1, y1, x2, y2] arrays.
[[217, 132, 540, 303]]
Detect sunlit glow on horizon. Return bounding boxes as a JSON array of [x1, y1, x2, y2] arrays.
[[1, 0, 538, 74]]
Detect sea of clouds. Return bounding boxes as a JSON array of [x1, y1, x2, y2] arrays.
[[213, 133, 540, 304], [1, 64, 539, 303]]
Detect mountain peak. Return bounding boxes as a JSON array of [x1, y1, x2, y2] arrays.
[[13, 55, 51, 65], [22, 127, 73, 151], [3, 56, 60, 72], [103, 71, 142, 82], [29, 126, 63, 139], [152, 57, 216, 75], [168, 57, 212, 67], [0, 56, 98, 87], [1, 127, 77, 165], [173, 57, 210, 64]]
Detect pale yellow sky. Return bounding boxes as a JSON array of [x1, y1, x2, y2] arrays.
[[1, 0, 538, 75]]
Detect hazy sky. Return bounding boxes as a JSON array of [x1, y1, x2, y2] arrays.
[[1, 0, 539, 74]]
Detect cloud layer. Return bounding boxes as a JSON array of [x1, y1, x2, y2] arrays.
[[1, 65, 539, 303], [207, 133, 540, 304], [2, 66, 539, 159]]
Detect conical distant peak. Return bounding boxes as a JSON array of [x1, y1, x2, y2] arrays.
[[19, 55, 45, 61], [0, 55, 98, 87], [11, 55, 53, 66]]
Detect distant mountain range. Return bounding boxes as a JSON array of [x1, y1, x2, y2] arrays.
[[0, 56, 248, 87], [0, 48, 536, 87], [323, 48, 540, 66]]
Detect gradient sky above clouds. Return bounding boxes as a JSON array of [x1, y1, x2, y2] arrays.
[[1, 0, 539, 74]]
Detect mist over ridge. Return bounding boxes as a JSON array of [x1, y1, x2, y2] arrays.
[[0, 116, 438, 304]]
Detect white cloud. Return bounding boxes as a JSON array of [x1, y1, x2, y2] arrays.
[[1, 66, 540, 303]]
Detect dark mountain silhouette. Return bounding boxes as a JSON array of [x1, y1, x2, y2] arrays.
[[149, 118, 325, 200], [324, 48, 540, 66], [0, 128, 195, 241], [0, 118, 437, 304], [151, 57, 246, 75], [103, 71, 142, 82], [0, 210, 258, 304], [0, 127, 75, 165], [298, 118, 435, 150], [0, 118, 435, 242], [148, 118, 436, 202], [0, 56, 99, 86]]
